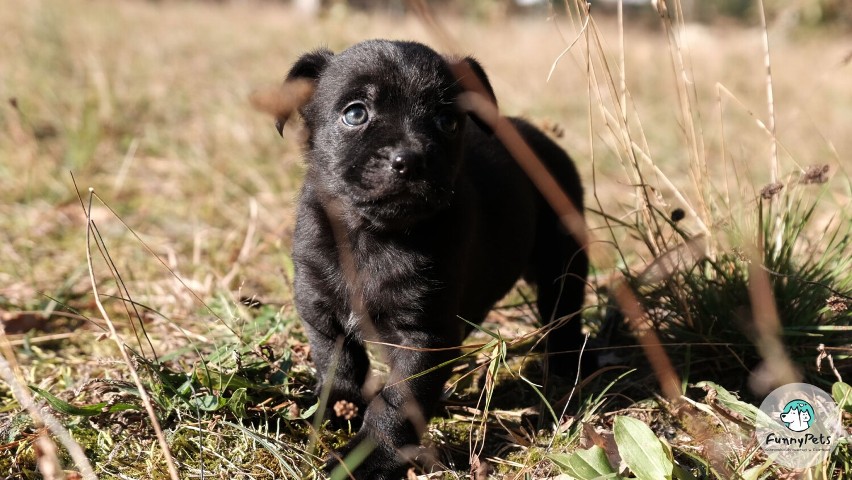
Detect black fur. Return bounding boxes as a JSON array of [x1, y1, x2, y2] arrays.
[[281, 40, 588, 479]]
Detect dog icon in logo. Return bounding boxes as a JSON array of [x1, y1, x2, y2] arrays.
[[779, 399, 815, 432]]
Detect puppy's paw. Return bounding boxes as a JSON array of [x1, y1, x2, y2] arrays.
[[324, 431, 409, 480]]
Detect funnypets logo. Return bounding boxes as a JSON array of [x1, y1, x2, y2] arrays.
[[757, 384, 842, 469], [779, 399, 814, 432]]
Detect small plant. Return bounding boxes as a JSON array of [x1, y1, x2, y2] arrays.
[[605, 190, 852, 395]]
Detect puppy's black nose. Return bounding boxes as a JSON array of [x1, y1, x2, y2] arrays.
[[390, 151, 422, 178]]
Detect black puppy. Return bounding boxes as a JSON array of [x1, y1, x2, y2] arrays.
[[278, 40, 588, 479]]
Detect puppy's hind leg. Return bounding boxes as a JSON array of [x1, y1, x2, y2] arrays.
[[533, 213, 591, 382]]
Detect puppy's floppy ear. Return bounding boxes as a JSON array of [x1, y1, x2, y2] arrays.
[[275, 48, 334, 136], [286, 48, 334, 83], [450, 56, 498, 135]]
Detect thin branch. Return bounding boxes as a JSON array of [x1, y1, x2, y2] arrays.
[[757, 0, 778, 183]]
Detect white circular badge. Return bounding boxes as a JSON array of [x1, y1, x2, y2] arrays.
[[756, 383, 843, 468]]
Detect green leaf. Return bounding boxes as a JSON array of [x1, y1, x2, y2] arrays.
[[195, 366, 256, 391], [741, 459, 774, 480], [29, 386, 138, 417], [613, 416, 672, 480], [299, 400, 319, 420], [670, 446, 718, 479], [672, 464, 699, 480], [227, 388, 248, 418], [694, 381, 761, 423], [549, 446, 618, 479], [176, 379, 193, 397], [832, 382, 852, 413], [192, 394, 226, 412]]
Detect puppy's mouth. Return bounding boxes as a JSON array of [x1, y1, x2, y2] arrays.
[[350, 180, 454, 226]]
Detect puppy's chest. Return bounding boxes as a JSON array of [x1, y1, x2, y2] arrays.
[[342, 236, 439, 326]]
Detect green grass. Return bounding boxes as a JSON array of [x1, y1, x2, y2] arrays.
[[1, 0, 850, 478]]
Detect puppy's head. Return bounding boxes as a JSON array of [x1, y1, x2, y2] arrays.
[[280, 40, 496, 230]]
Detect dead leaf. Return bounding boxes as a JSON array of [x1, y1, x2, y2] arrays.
[[582, 422, 623, 473]]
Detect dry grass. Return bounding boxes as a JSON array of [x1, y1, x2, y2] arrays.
[[1, 0, 850, 478]]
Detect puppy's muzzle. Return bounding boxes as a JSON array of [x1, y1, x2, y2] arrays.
[[390, 150, 424, 180]]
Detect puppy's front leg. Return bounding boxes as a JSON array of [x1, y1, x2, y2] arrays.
[[301, 321, 370, 428], [327, 330, 457, 479], [293, 196, 375, 427]]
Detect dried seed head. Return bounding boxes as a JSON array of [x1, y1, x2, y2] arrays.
[[801, 164, 830, 185], [760, 182, 784, 200], [827, 295, 849, 313]]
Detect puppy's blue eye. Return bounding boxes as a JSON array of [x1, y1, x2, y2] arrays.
[[436, 113, 459, 135], [342, 103, 369, 126]]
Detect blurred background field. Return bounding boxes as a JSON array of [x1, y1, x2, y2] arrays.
[[2, 0, 850, 302], [1, 0, 850, 478]]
